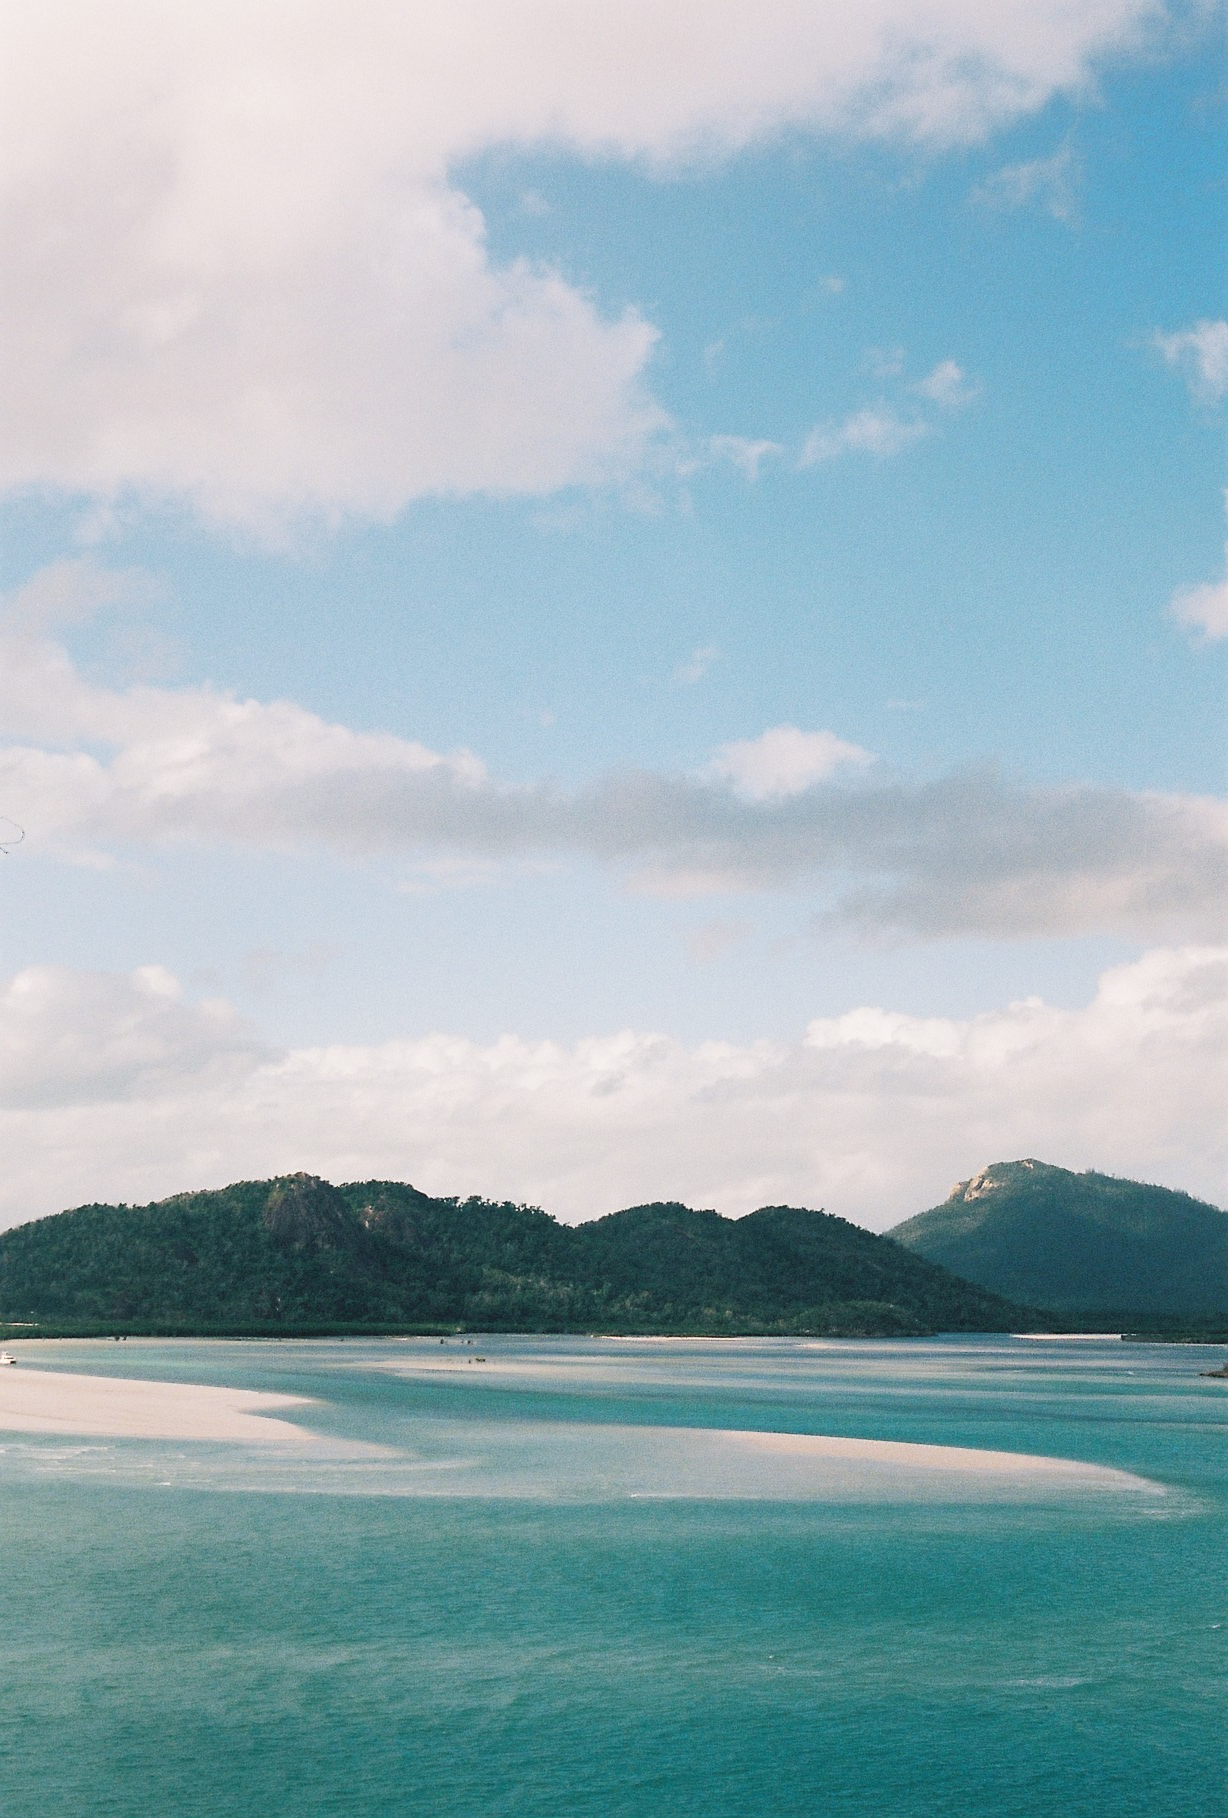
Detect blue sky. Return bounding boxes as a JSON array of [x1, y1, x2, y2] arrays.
[[0, 2, 1223, 1227]]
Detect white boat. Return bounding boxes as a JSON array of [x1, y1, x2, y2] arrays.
[[0, 1351, 16, 1366]]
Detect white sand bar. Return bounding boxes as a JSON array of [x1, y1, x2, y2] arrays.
[[411, 1421, 1161, 1501], [0, 1368, 317, 1444], [728, 1428, 1137, 1481], [599, 1425, 1160, 1498]]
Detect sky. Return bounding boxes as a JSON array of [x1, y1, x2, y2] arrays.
[[0, 0, 1224, 1230]]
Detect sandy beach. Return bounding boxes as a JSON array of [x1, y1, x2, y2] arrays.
[[0, 1366, 317, 1444]]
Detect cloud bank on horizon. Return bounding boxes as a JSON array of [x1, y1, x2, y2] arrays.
[[0, 944, 1221, 1229]]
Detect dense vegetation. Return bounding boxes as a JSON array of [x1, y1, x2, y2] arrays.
[[0, 1174, 1031, 1336], [890, 1159, 1228, 1317]]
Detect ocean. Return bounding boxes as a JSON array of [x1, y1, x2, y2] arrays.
[[0, 1334, 1224, 1816]]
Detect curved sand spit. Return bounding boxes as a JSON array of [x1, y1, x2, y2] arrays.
[[0, 1367, 317, 1444], [0, 1367, 1158, 1497]]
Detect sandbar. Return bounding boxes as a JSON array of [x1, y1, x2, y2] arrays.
[[725, 1427, 1141, 1483], [1014, 1332, 1124, 1342], [0, 1367, 317, 1444]]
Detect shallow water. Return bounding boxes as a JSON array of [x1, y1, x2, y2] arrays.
[[1, 1334, 1225, 1816]]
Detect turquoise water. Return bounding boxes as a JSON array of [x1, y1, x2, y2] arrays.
[[0, 1335, 1225, 1816]]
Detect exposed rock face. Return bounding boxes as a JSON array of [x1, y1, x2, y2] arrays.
[[892, 1161, 1228, 1316], [952, 1160, 1042, 1202], [262, 1175, 357, 1252]]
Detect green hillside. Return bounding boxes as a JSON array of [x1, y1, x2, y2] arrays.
[[889, 1160, 1228, 1317], [0, 1173, 1030, 1337]]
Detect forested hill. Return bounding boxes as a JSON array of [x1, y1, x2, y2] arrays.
[[890, 1159, 1228, 1317], [0, 1174, 1032, 1337]]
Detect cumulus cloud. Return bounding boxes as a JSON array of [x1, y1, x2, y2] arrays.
[[913, 359, 980, 409], [0, 964, 266, 1111], [710, 725, 871, 799], [1171, 573, 1228, 640], [1, 568, 1225, 940], [1155, 320, 1228, 404], [0, 0, 1181, 524], [799, 406, 929, 464], [0, 946, 1222, 1231], [1168, 492, 1228, 641]]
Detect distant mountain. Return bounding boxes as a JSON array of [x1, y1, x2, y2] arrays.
[[0, 1174, 1030, 1337], [889, 1160, 1228, 1317]]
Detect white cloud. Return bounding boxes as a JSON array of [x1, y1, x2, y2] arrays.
[[0, 964, 265, 1111], [711, 725, 872, 799], [0, 945, 1222, 1231], [1155, 320, 1228, 404], [2, 558, 163, 635], [2, 569, 1226, 940], [913, 359, 980, 409], [0, 0, 1181, 525], [799, 356, 977, 465], [674, 645, 723, 686], [1168, 491, 1228, 641], [672, 435, 786, 483], [971, 140, 1080, 220], [799, 406, 929, 464], [863, 346, 907, 379], [702, 435, 786, 480], [1171, 570, 1228, 640]]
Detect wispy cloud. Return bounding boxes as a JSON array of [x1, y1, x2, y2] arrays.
[[1155, 320, 1228, 405], [971, 140, 1080, 221], [800, 351, 980, 465], [862, 346, 907, 379], [799, 407, 929, 464], [701, 435, 785, 480], [674, 645, 722, 685]]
